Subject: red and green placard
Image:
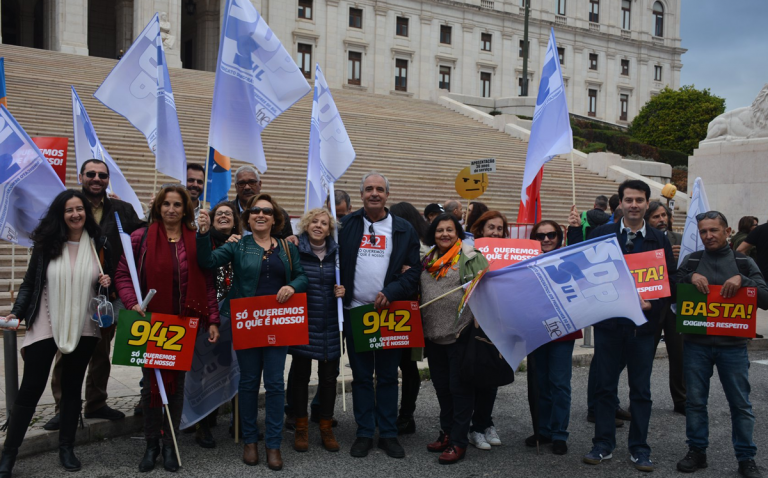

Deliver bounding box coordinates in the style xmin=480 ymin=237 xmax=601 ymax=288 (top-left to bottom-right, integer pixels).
xmin=112 ymin=310 xmax=199 ymax=371
xmin=229 ymin=293 xmax=309 ymax=350
xmin=624 ymin=249 xmax=671 ymax=300
xmin=350 ymin=301 xmax=425 ymax=353
xmin=676 ymin=284 xmax=757 ymax=338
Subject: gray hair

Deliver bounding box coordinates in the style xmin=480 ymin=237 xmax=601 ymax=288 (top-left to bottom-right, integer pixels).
xmin=444 ymin=200 xmax=461 ymax=214
xmin=335 ymin=189 xmax=351 ymax=209
xmin=234 ymin=165 xmax=261 ymax=181
xmin=359 ymin=171 xmax=390 ymax=194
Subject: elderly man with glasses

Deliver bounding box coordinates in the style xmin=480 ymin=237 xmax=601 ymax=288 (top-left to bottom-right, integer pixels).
xmin=225 ymin=165 xmax=293 ymax=238
xmin=675 ymin=211 xmax=768 ymax=478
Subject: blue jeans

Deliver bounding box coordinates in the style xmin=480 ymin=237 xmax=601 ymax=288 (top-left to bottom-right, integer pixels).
xmin=345 ymin=311 xmax=401 ymax=438
xmin=684 ymin=342 xmax=756 ymax=461
xmin=533 ymin=340 xmax=575 ymax=442
xmin=592 ymin=326 xmax=655 ymax=456
xmin=236 ymin=346 xmax=288 ymax=449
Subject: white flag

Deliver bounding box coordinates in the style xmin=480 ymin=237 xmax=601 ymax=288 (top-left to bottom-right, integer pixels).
xmin=94 ymin=13 xmax=187 ymax=182
xmin=678 ymin=177 xmax=710 ymax=267
xmin=72 ymin=87 xmax=145 ymax=219
xmin=305 ymin=64 xmax=355 ymax=212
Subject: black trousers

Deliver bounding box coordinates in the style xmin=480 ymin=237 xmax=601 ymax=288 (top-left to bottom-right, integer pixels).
xmin=6 ymin=336 xmax=98 ymax=448
xmin=290 ymin=356 xmax=340 ymax=420
xmin=399 ymin=348 xmax=421 ymax=418
xmin=425 ymin=339 xmax=474 ymax=449
xmin=654 ymin=307 xmax=686 ymax=407
xmin=141 ymin=368 xmax=185 ymax=446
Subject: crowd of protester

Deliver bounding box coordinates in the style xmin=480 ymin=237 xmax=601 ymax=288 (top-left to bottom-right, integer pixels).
xmin=1 ymin=163 xmax=767 ymax=478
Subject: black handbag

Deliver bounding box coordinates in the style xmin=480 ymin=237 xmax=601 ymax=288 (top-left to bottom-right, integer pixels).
xmin=458 ymin=322 xmax=515 ymax=388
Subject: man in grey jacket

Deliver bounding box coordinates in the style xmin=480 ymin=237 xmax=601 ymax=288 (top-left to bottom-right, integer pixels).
xmin=675 ymin=211 xmax=768 ymax=478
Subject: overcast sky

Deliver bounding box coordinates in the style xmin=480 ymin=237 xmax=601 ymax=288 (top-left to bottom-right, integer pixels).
xmin=680 ymin=0 xmax=768 ymax=111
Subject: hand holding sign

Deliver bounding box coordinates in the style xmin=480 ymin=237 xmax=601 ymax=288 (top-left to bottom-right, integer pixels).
xmin=677 ymin=284 xmax=757 ymax=338
xmin=113 ymin=310 xmax=198 ymax=371
xmin=625 ymin=250 xmax=671 ymax=300
xmin=230 ymin=293 xmax=309 ymax=350
xmin=351 ymin=301 xmax=425 ymax=353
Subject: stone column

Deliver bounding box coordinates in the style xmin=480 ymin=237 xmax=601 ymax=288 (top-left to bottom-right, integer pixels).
xmin=44 ymin=0 xmax=88 ymax=55
xmin=605 ymin=53 xmax=617 ymax=122
xmin=373 ymin=5 xmax=388 ymax=95
xmin=418 ymin=15 xmax=433 ymax=100
xmin=115 ymin=0 xmax=134 ymax=55
xmin=500 ymin=31 xmax=514 ymax=98
xmin=323 ymin=0 xmax=340 ymax=86
xmin=19 ymin=0 xmax=36 ymax=48
xmin=134 ymin=0 xmax=182 ymax=68
xmin=461 ymin=23 xmax=475 ymax=96
xmin=196 ymin=3 xmax=219 ymax=72
xmin=572 ymin=47 xmax=585 ymax=115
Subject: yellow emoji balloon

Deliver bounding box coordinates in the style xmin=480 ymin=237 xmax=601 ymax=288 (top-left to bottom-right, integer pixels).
xmin=454 ymin=167 xmax=488 ymax=200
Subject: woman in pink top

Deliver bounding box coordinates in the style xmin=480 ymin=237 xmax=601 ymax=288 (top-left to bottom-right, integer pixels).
xmin=1 ymin=190 xmax=112 ymax=476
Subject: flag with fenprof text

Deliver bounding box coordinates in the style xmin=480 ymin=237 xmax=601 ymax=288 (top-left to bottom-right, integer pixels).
xmin=209 ymin=0 xmax=311 ymax=173
xmin=94 ymin=13 xmax=187 ymax=182
xmin=0 ymin=105 xmax=65 ymax=246
xmin=305 ymin=64 xmax=355 ymax=212
xmin=467 ymin=235 xmax=646 ymax=370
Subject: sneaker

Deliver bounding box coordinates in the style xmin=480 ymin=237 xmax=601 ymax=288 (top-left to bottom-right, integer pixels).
xmin=84 ymin=406 xmax=126 ymax=420
xmin=739 ymin=459 xmax=762 ymax=478
xmin=525 ymin=434 xmax=552 ymax=447
xmin=43 ymin=414 xmax=61 ymax=431
xmin=350 ymin=437 xmax=373 ymax=458
xmin=484 ymin=426 xmax=502 ymax=446
xmin=583 ymin=447 xmax=613 ymax=465
xmin=469 ymin=431 xmax=491 ymax=450
xmin=678 ymin=449 xmax=708 ymax=472
xmin=552 ymin=440 xmax=568 ymax=455
xmin=630 ymin=453 xmax=654 ymax=472
xmin=378 ymin=437 xmax=405 ymax=459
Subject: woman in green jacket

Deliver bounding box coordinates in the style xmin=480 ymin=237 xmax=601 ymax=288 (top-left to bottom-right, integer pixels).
xmin=197 ymin=194 xmax=307 ymax=472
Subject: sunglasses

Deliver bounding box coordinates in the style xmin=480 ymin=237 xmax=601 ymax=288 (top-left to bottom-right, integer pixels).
xmin=236 ymin=179 xmax=260 ymax=188
xmin=534 ymin=232 xmax=558 ymax=241
xmin=85 ymin=171 xmax=109 ymax=180
xmin=249 ymin=207 xmax=274 ymax=216
xmin=696 ymin=211 xmax=727 ymax=226
xmin=369 ymin=223 xmax=376 ymax=244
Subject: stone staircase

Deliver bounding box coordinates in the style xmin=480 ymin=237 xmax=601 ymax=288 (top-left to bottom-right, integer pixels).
xmin=0 ymin=44 xmax=622 ymax=310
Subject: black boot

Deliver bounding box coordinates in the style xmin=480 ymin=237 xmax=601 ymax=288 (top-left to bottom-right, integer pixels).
xmin=59 ymin=445 xmax=81 ymax=472
xmin=195 ymin=419 xmax=215 ymax=449
xmin=138 ymin=439 xmax=160 ymax=472
xmin=0 ymin=448 xmax=18 ymax=478
xmin=162 ymin=444 xmax=179 ymax=472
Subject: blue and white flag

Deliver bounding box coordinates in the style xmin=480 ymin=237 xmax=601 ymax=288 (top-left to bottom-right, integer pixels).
xmin=0 ymin=105 xmax=65 ymax=246
xmin=305 ymin=64 xmax=355 ymax=212
xmin=210 ymin=0 xmax=311 ymax=173
xmin=180 ymin=314 xmax=240 ymax=430
xmin=94 ymin=13 xmax=186 ymax=182
xmin=468 ymin=235 xmax=646 ymax=370
xmin=72 ymin=87 xmax=145 ymax=219
xmin=115 ymin=213 xmax=143 ymax=303
xmin=520 ymin=28 xmax=572 ymax=204
xmin=678 ymin=177 xmax=710 ymax=267
xmin=204 ymin=146 xmax=232 ymax=207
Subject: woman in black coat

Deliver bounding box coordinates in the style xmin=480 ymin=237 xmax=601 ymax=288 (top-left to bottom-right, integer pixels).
xmin=288 ymin=208 xmax=344 ymax=453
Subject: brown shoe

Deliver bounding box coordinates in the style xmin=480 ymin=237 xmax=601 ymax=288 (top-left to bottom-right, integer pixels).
xmin=266 ymin=448 xmax=283 ymax=471
xmin=319 ymin=419 xmax=340 ymax=452
xmin=242 ymin=443 xmax=258 ymax=466
xmin=294 ymin=416 xmax=309 ymax=452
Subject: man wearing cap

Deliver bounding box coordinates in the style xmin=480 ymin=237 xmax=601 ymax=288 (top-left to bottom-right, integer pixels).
xmin=424 ymin=204 xmax=444 ymax=224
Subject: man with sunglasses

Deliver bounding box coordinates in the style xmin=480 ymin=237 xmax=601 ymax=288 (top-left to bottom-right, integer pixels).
xmin=337 ymin=171 xmax=421 ymax=460
xmin=43 ymin=159 xmax=145 ymax=431
xmin=576 ymin=180 xmax=676 ymax=472
xmin=226 ymin=165 xmax=293 ymax=238
xmin=675 ymin=211 xmax=767 ymax=478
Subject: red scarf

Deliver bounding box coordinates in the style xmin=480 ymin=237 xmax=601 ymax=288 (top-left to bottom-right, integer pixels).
xmin=144 ymin=222 xmax=209 ymax=406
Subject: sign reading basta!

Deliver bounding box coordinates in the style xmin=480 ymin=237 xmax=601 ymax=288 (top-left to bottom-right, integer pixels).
xmin=624 ymin=249 xmax=671 ymax=299
xmin=112 ymin=310 xmax=198 ymax=371
xmin=230 ymin=293 xmax=309 ymax=350
xmin=676 ymin=284 xmax=757 ymax=338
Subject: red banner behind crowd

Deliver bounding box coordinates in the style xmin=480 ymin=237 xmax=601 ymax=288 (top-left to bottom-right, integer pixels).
xmin=475 ymin=238 xmax=542 ymax=271
xmin=31 ymin=136 xmax=68 ymax=185
xmin=230 ymin=293 xmax=309 ymax=350
xmin=624 ymin=249 xmax=672 ymax=300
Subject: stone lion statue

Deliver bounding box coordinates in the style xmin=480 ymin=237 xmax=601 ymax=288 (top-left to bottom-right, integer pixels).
xmin=704 ymin=84 xmax=768 ymax=141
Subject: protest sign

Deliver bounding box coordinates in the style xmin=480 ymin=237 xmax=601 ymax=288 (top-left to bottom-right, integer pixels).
xmin=625 ymin=249 xmax=671 ymax=299
xmin=470 ymin=158 xmax=496 ymax=174
xmin=31 ymin=137 xmax=67 ymax=184
xmin=475 ymin=238 xmax=542 ymax=271
xmin=350 ymin=301 xmax=425 ymax=353
xmin=454 ymin=167 xmax=488 ymax=200
xmin=676 ymin=284 xmax=757 ymax=338
xmin=112 ymin=310 xmax=198 ymax=371
xmin=230 ymin=293 xmax=309 ymax=350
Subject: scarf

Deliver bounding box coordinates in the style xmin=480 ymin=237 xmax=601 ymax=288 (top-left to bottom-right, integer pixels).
xmin=144 ymin=222 xmax=209 ymax=406
xmin=47 ymin=231 xmax=95 ymax=354
xmin=423 ymin=239 xmax=462 ymax=280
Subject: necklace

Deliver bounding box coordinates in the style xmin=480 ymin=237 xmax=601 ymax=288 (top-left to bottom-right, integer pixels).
xmin=258 ymin=239 xmax=276 ymax=261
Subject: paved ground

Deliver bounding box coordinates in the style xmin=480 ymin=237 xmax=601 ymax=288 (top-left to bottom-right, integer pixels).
xmin=8 ymin=349 xmax=768 ymax=477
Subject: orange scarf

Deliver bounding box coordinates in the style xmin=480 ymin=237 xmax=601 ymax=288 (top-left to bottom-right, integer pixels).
xmin=424 ymin=240 xmax=462 ymax=280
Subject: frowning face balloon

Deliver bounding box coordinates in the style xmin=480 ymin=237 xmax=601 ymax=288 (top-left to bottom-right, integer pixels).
xmin=454 ymin=167 xmax=488 ymax=200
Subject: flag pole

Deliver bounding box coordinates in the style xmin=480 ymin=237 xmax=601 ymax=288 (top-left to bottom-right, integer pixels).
xmin=9 ymin=245 xmax=15 ymax=301
xmin=570 ymin=150 xmax=576 ymax=205
xmin=154 ymin=368 xmax=182 ymax=466
xmin=327 ymin=182 xmax=347 ymax=411
xmin=203 ymin=146 xmax=211 ymax=209
xmin=420 ymin=285 xmax=465 ymax=309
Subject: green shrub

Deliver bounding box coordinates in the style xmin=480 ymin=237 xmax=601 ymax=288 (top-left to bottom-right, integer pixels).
xmin=658 ymin=149 xmax=689 ymax=168
xmin=583 ymin=142 xmax=607 ymax=154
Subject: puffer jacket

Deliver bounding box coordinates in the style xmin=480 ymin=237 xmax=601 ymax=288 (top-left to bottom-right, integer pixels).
xmin=288 ymin=234 xmax=342 ymax=361
xmin=115 ymin=227 xmax=220 ymax=328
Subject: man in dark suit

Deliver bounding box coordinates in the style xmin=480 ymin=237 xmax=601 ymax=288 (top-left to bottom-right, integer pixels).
xmin=646 ymin=202 xmax=686 ymax=415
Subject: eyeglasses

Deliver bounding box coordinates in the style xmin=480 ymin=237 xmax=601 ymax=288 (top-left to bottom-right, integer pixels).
xmin=696 ymin=211 xmax=728 ymax=226
xmin=249 ymin=207 xmax=274 ymax=216
xmin=534 ymin=232 xmax=558 ymax=241
xmin=369 ymin=223 xmax=376 ymax=245
xmin=236 ymin=179 xmax=260 ymax=188
xmin=85 ymin=171 xmax=109 ymax=180
xmin=214 ymin=210 xmax=233 ymax=217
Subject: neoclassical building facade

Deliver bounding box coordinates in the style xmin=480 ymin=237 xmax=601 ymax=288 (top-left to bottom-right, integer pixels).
xmin=0 ymin=0 xmax=683 ymax=123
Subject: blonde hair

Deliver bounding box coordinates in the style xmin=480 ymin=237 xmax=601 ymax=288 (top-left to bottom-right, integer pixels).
xmin=298 ymin=208 xmax=336 ymax=236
